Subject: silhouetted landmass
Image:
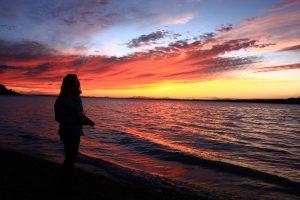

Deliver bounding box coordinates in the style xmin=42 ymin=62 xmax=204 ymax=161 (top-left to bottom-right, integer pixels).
xmin=0 ymin=84 xmax=21 ymax=95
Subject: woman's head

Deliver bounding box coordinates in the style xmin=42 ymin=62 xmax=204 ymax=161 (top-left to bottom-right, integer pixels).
xmin=60 ymin=74 xmax=81 ymax=98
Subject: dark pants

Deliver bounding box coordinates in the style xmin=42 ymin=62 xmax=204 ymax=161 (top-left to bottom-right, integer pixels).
xmin=59 ymin=133 xmax=80 ymax=192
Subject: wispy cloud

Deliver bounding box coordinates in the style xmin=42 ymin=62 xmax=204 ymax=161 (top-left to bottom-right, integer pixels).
xmin=162 ymin=12 xmax=197 ymax=25
xmin=0 ymin=0 xmax=200 ymax=51
xmin=127 ymin=30 xmax=169 ymax=48
xmin=0 ymin=40 xmax=58 ymax=62
xmin=255 ymin=63 xmax=300 ymax=72
xmin=221 ymin=8 xmax=300 ymax=48
xmin=279 ymin=44 xmax=300 ymax=51
xmin=267 ymin=0 xmax=300 ymax=11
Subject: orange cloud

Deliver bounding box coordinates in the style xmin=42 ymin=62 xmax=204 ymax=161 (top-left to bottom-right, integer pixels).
xmin=0 ymin=35 xmax=265 ymax=92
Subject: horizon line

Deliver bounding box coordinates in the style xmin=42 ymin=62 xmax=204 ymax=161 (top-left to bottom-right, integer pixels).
xmin=13 ymin=93 xmax=300 ymax=103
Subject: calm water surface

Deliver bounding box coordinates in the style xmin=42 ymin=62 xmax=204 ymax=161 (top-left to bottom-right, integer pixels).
xmin=0 ymin=96 xmax=299 ymax=198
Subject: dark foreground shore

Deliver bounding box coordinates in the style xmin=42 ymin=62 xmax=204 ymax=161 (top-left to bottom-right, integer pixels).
xmin=0 ymin=149 xmax=237 ymax=200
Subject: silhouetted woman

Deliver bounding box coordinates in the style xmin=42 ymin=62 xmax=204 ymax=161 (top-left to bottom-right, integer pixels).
xmin=54 ymin=74 xmax=95 ymax=194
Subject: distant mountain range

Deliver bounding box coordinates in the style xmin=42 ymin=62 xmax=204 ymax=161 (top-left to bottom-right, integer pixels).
xmin=73 ymin=96 xmax=299 ymax=104
xmin=0 ymin=84 xmax=21 ymax=95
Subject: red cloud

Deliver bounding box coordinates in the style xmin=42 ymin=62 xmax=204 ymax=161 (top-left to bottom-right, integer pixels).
xmin=0 ymin=34 xmax=262 ymax=91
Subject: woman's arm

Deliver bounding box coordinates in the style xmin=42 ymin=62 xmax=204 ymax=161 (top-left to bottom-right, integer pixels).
xmin=82 ymin=115 xmax=95 ymax=127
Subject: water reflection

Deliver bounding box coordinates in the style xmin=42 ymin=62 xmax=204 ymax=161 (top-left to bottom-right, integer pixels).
xmin=0 ymin=96 xmax=300 ymax=187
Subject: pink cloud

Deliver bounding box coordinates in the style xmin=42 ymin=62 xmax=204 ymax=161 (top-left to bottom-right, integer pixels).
xmin=255 ymin=63 xmax=300 ymax=72
xmin=279 ymin=44 xmax=300 ymax=51
xmin=267 ymin=0 xmax=300 ymax=11
xmin=219 ymin=9 xmax=300 ymax=51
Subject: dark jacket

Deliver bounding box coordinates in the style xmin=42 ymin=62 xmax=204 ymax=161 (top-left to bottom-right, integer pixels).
xmin=54 ymin=96 xmax=84 ymax=136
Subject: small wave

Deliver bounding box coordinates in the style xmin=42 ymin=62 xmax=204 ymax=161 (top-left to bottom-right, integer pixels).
xmin=78 ymin=149 xmax=300 ymax=197
xmin=76 ymin=152 xmax=214 ymax=199
xmin=107 ymin=130 xmax=300 ymax=192
xmin=149 ymin=148 xmax=300 ymax=189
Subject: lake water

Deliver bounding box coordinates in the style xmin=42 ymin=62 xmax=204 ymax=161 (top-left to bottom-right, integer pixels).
xmin=0 ymin=95 xmax=299 ymax=199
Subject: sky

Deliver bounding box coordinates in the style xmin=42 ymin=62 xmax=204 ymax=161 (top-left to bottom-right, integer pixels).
xmin=0 ymin=0 xmax=300 ymax=99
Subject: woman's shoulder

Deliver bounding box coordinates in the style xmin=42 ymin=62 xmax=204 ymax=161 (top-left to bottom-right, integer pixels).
xmin=55 ymin=95 xmax=81 ymax=105
xmin=54 ymin=95 xmax=64 ymax=107
xmin=55 ymin=95 xmax=70 ymax=105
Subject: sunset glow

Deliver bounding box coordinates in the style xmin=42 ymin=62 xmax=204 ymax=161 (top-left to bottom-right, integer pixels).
xmin=0 ymin=0 xmax=300 ymax=98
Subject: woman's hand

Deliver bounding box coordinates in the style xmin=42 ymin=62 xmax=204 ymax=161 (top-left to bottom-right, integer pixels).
xmin=82 ymin=115 xmax=95 ymax=127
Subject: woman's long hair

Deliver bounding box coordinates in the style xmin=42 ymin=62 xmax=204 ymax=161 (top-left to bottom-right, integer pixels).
xmin=60 ymin=74 xmax=82 ymax=98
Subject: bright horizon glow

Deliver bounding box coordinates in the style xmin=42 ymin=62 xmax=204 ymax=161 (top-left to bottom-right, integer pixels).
xmin=0 ymin=0 xmax=300 ymax=99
